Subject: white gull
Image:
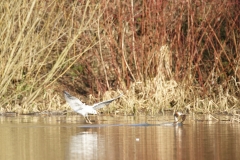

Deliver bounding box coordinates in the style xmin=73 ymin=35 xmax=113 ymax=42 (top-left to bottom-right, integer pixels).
xmin=63 ymin=91 xmax=122 ymax=123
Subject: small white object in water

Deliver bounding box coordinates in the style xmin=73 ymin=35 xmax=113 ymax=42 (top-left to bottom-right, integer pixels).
xmin=136 ymin=138 xmax=140 ymax=141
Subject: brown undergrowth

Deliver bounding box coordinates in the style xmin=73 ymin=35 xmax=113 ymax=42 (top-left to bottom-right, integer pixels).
xmin=0 ymin=0 xmax=240 ymax=121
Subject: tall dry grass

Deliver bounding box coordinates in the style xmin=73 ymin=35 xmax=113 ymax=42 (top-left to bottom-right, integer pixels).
xmin=0 ymin=0 xmax=101 ymax=113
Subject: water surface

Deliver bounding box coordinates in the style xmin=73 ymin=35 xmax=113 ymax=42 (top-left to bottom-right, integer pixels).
xmin=0 ymin=115 xmax=239 ymax=160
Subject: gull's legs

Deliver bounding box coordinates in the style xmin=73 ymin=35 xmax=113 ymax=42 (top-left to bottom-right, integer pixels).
xmin=85 ymin=116 xmax=92 ymax=124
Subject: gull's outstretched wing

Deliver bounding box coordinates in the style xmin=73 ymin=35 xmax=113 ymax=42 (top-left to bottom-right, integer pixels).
xmin=92 ymin=94 xmax=123 ymax=110
xmin=63 ymin=91 xmax=88 ymax=112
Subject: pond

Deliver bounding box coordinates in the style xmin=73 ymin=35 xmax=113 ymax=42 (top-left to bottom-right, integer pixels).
xmin=0 ymin=114 xmax=239 ymax=160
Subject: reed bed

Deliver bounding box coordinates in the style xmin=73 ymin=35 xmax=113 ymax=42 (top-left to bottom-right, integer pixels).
xmin=0 ymin=0 xmax=239 ymax=119
xmin=0 ymin=0 xmax=100 ymax=113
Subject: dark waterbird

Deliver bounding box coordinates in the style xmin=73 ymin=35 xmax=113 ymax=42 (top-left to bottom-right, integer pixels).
xmin=129 ymin=112 xmax=187 ymax=127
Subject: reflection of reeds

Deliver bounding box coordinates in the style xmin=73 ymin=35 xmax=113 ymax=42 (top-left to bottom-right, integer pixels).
xmin=231 ymin=115 xmax=240 ymax=123
xmin=0 ymin=0 xmax=239 ymax=116
xmin=231 ymin=110 xmax=240 ymax=123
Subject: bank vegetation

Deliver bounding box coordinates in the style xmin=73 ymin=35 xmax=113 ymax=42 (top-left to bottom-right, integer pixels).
xmin=0 ymin=0 xmax=239 ymax=119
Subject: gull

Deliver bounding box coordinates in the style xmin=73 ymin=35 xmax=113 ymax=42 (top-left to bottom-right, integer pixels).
xmin=63 ymin=91 xmax=122 ymax=124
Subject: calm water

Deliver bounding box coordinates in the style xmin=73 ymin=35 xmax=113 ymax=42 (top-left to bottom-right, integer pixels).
xmin=0 ymin=115 xmax=239 ymax=160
